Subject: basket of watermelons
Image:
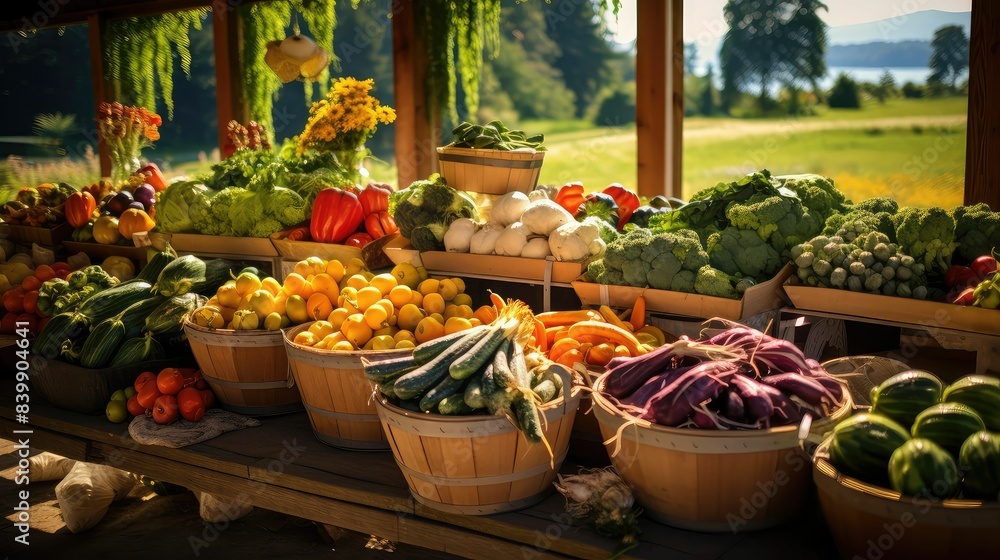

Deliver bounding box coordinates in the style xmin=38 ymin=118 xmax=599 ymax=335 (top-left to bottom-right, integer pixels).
xmin=813 ymin=369 xmax=1000 ymax=559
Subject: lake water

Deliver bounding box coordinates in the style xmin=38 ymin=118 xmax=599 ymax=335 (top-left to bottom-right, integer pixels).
xmin=695 ymin=65 xmax=966 ymax=92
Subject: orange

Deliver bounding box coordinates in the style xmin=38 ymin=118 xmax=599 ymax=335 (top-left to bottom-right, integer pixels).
xmin=396 ymin=303 xmax=425 ymax=332
xmin=444 ymin=316 xmax=473 ymax=335
xmin=282 ymin=273 xmax=307 ymax=296
xmin=422 ymin=292 xmax=445 ymax=315
xmin=414 ymin=316 xmax=445 ymax=344
xmin=310 ymin=273 xmax=340 ymax=301
xmin=417 ymin=278 xmax=439 ymax=296
xmin=356 ymin=286 xmax=383 ymax=312
xmin=388 ymin=285 xmax=413 ymax=309
xmin=326 ymin=259 xmax=346 ymax=283
xmin=306 ymin=293 xmax=334 ymax=321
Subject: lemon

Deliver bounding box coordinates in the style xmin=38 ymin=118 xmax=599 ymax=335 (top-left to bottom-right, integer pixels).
xmin=417 ymin=278 xmax=440 ymax=296
xmin=369 ymin=273 xmax=398 ymax=296
xmin=106 ymin=400 xmax=129 ymax=423
xmin=390 ymin=262 xmax=421 ymax=289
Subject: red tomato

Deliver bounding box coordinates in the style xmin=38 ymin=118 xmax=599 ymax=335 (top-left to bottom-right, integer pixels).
xmin=20 ymin=275 xmax=41 ymax=292
xmin=152 ymin=394 xmax=180 ymax=425
xmin=971 ymin=255 xmax=998 ymax=280
xmin=127 ymin=395 xmax=146 ymax=417
xmin=55 ymin=269 xmax=70 ymax=280
xmin=134 ymin=371 xmax=156 ymax=392
xmin=3 ymin=288 xmax=25 ymax=314
xmin=199 ymin=389 xmax=216 ymax=409
xmin=22 ymin=291 xmax=40 ymax=316
xmin=180 ymin=369 xmax=203 ymax=389
xmin=51 ymin=261 xmax=71 ymax=273
xmin=136 ymin=383 xmax=162 ymax=410
xmin=177 ymin=387 xmax=206 ymax=422
xmin=16 ymin=314 xmax=37 ymax=334
xmin=34 ymin=265 xmax=56 ymax=282
xmin=157 ymin=368 xmax=185 ymax=396
xmin=0 ymin=313 xmax=17 ymax=334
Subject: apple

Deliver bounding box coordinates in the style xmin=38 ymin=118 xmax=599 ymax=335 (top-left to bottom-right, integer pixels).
xmin=106 ymin=400 xmax=129 ymax=423
xmin=110 ymin=389 xmax=127 ymax=402
xmin=136 ymin=383 xmax=162 ymax=410
xmin=199 ymin=389 xmax=216 ymax=409
xmin=152 ymin=395 xmax=179 ymax=425
xmin=124 ymin=386 xmax=137 ymax=400
xmin=157 ymin=368 xmax=185 ymax=396
xmin=126 ymin=395 xmax=146 ymax=417
xmin=177 ymin=388 xmax=206 ymax=422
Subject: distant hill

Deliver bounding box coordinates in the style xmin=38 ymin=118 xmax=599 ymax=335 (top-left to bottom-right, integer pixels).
xmin=827 ymin=40 xmax=931 ymax=68
xmin=828 ymin=10 xmax=971 ymax=45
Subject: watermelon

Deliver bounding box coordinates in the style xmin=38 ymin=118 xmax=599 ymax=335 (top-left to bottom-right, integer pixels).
xmin=943 ymin=375 xmax=1000 ymax=431
xmin=911 ymin=403 xmax=986 ymax=456
xmin=889 ymin=438 xmax=961 ymax=499
xmin=829 ymin=413 xmax=911 ymax=486
xmin=870 ymin=370 xmax=943 ymax=428
xmin=959 ymin=431 xmax=1000 ymax=501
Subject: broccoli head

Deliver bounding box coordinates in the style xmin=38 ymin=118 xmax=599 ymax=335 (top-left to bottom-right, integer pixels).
xmin=853 ymin=197 xmax=899 ymax=215
xmin=602 ymin=228 xmax=651 ymax=270
xmin=586 ymin=259 xmax=625 ymax=285
xmin=642 ymin=230 xmax=709 ymax=290
xmin=249 ymin=217 xmax=283 ymax=239
xmin=824 ymin=209 xmax=897 ymax=243
xmin=706 ymin=227 xmax=783 ymax=282
xmin=775 ymin=173 xmax=849 ymax=224
xmin=391 ymin=174 xmax=480 ymax=241
xmin=581 ymin=215 xmax=620 ymax=245
xmin=694 ymin=265 xmax=740 ymax=299
xmin=725 ymin=192 xmax=823 ymax=257
xmin=950 ymin=203 xmax=1000 ymax=263
xmin=891 ymin=206 xmax=957 ymax=276
xmin=408 ymin=223 xmax=449 ymax=252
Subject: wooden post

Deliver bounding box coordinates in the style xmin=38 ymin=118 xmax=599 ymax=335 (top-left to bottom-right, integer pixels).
xmin=965 ymin=0 xmax=999 ymax=210
xmin=87 ymin=13 xmax=111 ymax=179
xmin=213 ymin=4 xmax=246 ymax=153
xmin=391 ymin=0 xmax=437 ymax=188
xmin=635 ymin=0 xmax=682 ymax=199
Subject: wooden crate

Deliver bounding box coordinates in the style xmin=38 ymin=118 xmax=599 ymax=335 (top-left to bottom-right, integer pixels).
xmin=61 ymin=241 xmax=152 ymax=268
xmin=0 ymin=222 xmax=73 ymax=246
xmin=165 ymin=233 xmax=280 ymax=257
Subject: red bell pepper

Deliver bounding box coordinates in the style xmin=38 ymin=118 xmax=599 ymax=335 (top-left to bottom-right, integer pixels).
xmin=364 ymin=211 xmax=398 ymax=239
xmin=554 ymin=182 xmax=586 ymax=216
xmin=602 ymin=183 xmax=640 ymax=215
xmin=138 ymin=162 xmax=168 ymax=192
xmin=310 ymin=188 xmax=364 ymax=244
xmin=344 ymin=232 xmax=373 ymax=248
xmin=358 ymin=182 xmax=392 ymax=216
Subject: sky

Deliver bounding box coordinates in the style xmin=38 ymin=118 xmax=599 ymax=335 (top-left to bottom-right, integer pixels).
xmin=606 ymin=0 xmax=972 ymax=44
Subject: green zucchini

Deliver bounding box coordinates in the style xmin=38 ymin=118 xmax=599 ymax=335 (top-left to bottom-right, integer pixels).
xmin=438 ymin=394 xmax=474 ymax=415
xmin=492 ymin=338 xmax=515 ymax=389
xmin=135 ymin=245 xmax=176 ymax=283
xmin=532 ymin=380 xmax=557 ymax=404
xmin=509 ymin=341 xmax=531 ymax=388
xmin=77 ymin=281 xmax=153 ymax=323
xmin=393 ymin=327 xmax=491 ymax=400
xmin=153 ymin=255 xmax=206 ymax=297
xmin=412 ymin=325 xmax=488 ymax=365
xmin=378 ymin=379 xmax=398 ymax=400
xmin=449 ymin=324 xmax=508 ymax=380
xmin=512 ymin=392 xmax=543 ymax=443
xmin=79 ymin=313 xmax=128 ymax=368
xmin=143 ymin=292 xmax=206 ymax=335
xmin=363 ymin=354 xmax=419 ymax=382
xmin=463 ymin=368 xmax=487 ymax=410
xmin=486 ymin=387 xmax=514 ymax=415
xmin=121 ymin=295 xmax=169 ymax=338
xmin=419 ymin=374 xmax=468 ymax=412
xmin=34 ymin=312 xmax=89 ymax=359
xmin=109 ymin=331 xmax=165 ymax=367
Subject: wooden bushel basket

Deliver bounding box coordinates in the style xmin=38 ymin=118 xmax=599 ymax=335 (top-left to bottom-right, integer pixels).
xmin=436 ymin=146 xmax=545 ymax=195
xmin=813 ymin=436 xmax=1000 ymax=559
xmin=591 ymin=372 xmax=853 ymax=532
xmin=283 ymin=322 xmax=410 ymax=450
xmin=183 ymin=320 xmax=302 ymax=416
xmin=375 ymin=368 xmax=580 ymax=515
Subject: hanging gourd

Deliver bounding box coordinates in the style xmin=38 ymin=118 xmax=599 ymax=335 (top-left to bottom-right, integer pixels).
xmin=263 ymin=19 xmax=330 ymax=84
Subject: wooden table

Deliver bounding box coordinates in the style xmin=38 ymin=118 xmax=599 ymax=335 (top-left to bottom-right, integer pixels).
xmin=0 ymin=387 xmax=838 ymax=559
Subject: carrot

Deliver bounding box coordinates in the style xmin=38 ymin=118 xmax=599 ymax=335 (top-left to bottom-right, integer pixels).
xmin=532 ymin=318 xmax=547 ymax=352
xmin=534 ymin=309 xmax=604 ymax=328
xmin=489 ymin=292 xmax=505 ymax=312
xmin=567 ymin=320 xmax=645 ymax=357
xmin=599 ymin=305 xmax=633 ymax=332
xmin=629 ymin=295 xmax=646 ymax=332
xmin=548 ymin=338 xmax=581 ymax=363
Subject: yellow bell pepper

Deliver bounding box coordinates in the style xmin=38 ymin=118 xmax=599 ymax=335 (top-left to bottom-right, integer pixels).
xmin=93 ymin=215 xmax=122 ymax=245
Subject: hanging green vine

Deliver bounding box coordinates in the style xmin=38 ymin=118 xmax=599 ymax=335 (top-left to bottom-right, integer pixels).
xmin=103 ymin=9 xmax=207 ymax=120
xmin=240 ymin=0 xmax=337 ymax=142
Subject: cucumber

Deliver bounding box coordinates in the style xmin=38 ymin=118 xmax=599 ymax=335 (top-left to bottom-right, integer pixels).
xmin=77 ymin=281 xmax=153 ymax=323
xmin=943 ymin=375 xmax=1000 ymax=431
xmin=393 ymin=327 xmax=491 ymax=400
xmin=34 ymin=312 xmax=89 ymax=359
xmin=486 ymin=387 xmax=514 ymax=415
xmin=135 ymin=246 xmax=176 ymax=283
xmin=889 ymin=438 xmax=961 ymax=499
xmin=412 ymin=325 xmax=488 ymax=365
xmin=419 ymin=374 xmax=468 ymax=412
xmin=510 ymin=341 xmax=531 ymax=388
xmin=438 ymin=394 xmax=474 ymax=415
xmin=871 ymin=370 xmax=943 ymax=427
xmin=121 ymin=295 xmax=169 ymax=338
xmin=463 ymin=369 xmax=487 ymax=410
xmin=363 ymin=354 xmax=419 ymax=382
xmin=492 ymin=339 xmax=515 ymax=389
xmin=532 ymin=380 xmax=557 ymax=404
xmin=829 ymin=413 xmax=911 ymax=487
xmin=512 ymin=392 xmax=543 ymax=443
xmin=911 ymin=402 xmax=986 ymax=456
xmin=449 ymin=324 xmax=508 ymax=380
xmin=378 ymin=378 xmax=398 ymax=400
xmin=397 ymin=399 xmax=422 ymax=412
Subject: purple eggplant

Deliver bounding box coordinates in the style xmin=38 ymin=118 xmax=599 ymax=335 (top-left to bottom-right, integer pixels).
xmin=132 ymin=183 xmax=156 ymax=210
xmin=618 ymin=365 xmax=696 ymax=420
xmin=104 ymin=190 xmax=134 ymax=217
xmin=604 ymin=344 xmax=678 ymax=398
xmin=649 ymin=361 xmax=737 ymax=427
xmin=760 ymin=373 xmax=838 ymax=409
xmin=723 ymin=389 xmax=745 ymax=422
xmin=127 ymin=200 xmax=145 ymax=211
xmin=728 ymin=374 xmax=774 ymax=424
xmin=691 ymin=409 xmax=716 ymax=429
xmin=811 ymin=375 xmax=845 ymax=402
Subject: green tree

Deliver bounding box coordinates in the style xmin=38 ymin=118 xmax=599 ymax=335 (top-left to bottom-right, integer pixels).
xmin=928 ymin=24 xmax=969 ymax=90
xmin=545 ymin=0 xmax=617 ymax=117
xmin=720 ymin=0 xmax=829 ymax=111
xmin=871 ymin=69 xmax=895 ymax=104
xmin=827 ymin=73 xmax=861 ymax=109
xmin=684 ymin=42 xmax=698 ymax=75
xmin=697 ymin=65 xmax=717 ymax=116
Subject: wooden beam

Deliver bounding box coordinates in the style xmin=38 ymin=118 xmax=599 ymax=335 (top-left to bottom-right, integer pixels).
xmin=392 ymin=0 xmax=437 ymax=188
xmin=635 ymin=0 xmax=682 ymax=199
xmin=965 ymin=0 xmax=1000 ymax=210
xmin=212 ymin=4 xmax=246 ymax=153
xmin=87 ymin=13 xmax=112 ymax=179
